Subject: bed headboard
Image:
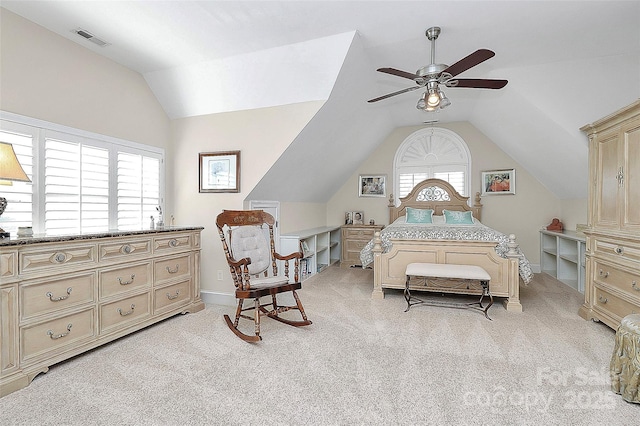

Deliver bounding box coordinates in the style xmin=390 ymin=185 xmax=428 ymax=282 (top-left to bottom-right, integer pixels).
xmin=388 ymin=178 xmax=482 ymax=222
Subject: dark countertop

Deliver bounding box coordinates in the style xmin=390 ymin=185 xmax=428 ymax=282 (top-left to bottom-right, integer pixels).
xmin=0 ymin=226 xmax=205 ymax=247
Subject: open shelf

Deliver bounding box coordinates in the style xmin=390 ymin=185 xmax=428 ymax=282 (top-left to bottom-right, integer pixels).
xmin=539 ymin=230 xmax=586 ymax=293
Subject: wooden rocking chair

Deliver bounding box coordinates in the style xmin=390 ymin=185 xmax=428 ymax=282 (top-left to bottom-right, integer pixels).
xmin=216 ymin=210 xmax=312 ymax=341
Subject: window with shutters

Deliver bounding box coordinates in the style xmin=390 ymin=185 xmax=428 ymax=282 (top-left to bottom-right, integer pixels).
xmin=0 ymin=112 xmax=163 ymax=236
xmin=394 ymin=127 xmax=470 ymax=202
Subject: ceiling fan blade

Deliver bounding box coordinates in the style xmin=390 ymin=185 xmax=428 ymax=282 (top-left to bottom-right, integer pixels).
xmin=442 ymin=49 xmax=495 ymax=78
xmin=377 ymin=67 xmax=420 ymax=81
xmin=447 ymin=78 xmax=508 ymax=89
xmin=368 ymin=86 xmax=420 ymax=103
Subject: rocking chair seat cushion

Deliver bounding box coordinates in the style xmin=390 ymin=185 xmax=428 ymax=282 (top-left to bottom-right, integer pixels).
xmin=249 ymin=276 xmax=291 ymax=289
xmin=229 ymin=225 xmax=270 ymax=275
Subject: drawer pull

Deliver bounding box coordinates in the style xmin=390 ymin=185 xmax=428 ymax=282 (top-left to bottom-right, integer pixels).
xmin=598 ymin=296 xmax=608 ymax=304
xmin=166 ymin=290 xmax=180 ymax=300
xmin=166 ymin=264 xmax=179 ymax=274
xmin=117 ymin=304 xmax=136 ymax=316
xmin=633 ymin=281 xmax=639 ymax=291
xmin=122 ymin=245 xmax=133 ymax=254
xmin=46 ymin=287 xmax=72 ymax=302
xmin=53 ymin=253 xmax=67 ymax=263
xmin=47 ymin=324 xmax=72 ymax=340
xmin=615 ymin=246 xmax=624 ymax=255
xmin=599 ymin=269 xmax=609 ymax=278
xmin=118 ymin=274 xmax=136 ymax=285
xmin=169 ymin=239 xmax=178 ymax=248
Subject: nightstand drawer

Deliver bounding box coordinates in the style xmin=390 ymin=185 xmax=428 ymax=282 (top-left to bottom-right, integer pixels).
xmin=21 ymin=272 xmax=95 ymax=320
xmin=345 ymin=239 xmax=371 ymax=253
xmin=99 ymin=262 xmax=152 ymax=299
xmin=593 ymin=260 xmax=640 ymax=296
xmin=343 ymin=228 xmax=376 ymax=240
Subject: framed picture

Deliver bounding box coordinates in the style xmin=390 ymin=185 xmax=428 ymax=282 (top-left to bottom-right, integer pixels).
xmin=352 ymin=211 xmax=364 ymax=225
xmin=199 ymin=151 xmax=240 ymax=193
xmin=481 ymin=169 xmax=516 ymax=195
xmin=359 ymin=174 xmax=386 ymax=197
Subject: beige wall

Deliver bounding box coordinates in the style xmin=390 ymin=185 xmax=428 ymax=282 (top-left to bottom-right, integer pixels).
xmin=327 ymin=122 xmax=570 ymax=265
xmin=170 ymin=102 xmax=323 ymax=296
xmin=0 ymin=9 xmax=174 ymax=210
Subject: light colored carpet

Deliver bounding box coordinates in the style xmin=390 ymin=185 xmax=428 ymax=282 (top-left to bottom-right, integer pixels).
xmin=0 ymin=266 xmax=637 ymax=425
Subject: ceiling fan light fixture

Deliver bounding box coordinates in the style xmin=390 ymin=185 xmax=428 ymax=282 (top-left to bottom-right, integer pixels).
xmin=416 ymin=96 xmax=426 ymax=110
xmin=438 ymin=89 xmax=451 ymax=109
xmin=427 ymin=90 xmax=440 ymax=107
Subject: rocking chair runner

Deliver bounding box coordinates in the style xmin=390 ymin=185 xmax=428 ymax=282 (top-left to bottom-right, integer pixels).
xmin=216 ymin=210 xmax=312 ymax=341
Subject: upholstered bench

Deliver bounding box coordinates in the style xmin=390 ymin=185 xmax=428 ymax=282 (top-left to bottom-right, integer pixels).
xmin=404 ymin=263 xmax=493 ymax=319
xmin=610 ymin=313 xmax=640 ymax=404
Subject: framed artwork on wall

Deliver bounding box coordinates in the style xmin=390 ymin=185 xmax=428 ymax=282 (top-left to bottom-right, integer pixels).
xmin=359 ymin=174 xmax=386 ymax=197
xmin=481 ymin=169 xmax=515 ymax=195
xmin=199 ymin=151 xmax=240 ymax=193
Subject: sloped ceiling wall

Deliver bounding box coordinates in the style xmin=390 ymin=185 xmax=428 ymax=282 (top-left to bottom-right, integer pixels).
xmin=2 ymin=1 xmax=640 ymax=203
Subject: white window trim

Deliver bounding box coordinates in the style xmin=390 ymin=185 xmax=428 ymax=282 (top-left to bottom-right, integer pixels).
xmin=393 ymin=127 xmax=471 ymax=204
xmin=0 ymin=110 xmax=165 ymax=233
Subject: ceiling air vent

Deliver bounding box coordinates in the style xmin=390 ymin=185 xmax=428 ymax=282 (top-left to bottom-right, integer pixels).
xmin=72 ymin=28 xmax=110 ymax=47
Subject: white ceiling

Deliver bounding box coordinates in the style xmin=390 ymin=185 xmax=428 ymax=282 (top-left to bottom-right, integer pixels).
xmin=3 ymin=1 xmax=640 ymax=201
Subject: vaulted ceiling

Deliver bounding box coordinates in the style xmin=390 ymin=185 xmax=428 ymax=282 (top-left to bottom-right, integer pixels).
xmin=3 ymin=1 xmax=639 ymax=201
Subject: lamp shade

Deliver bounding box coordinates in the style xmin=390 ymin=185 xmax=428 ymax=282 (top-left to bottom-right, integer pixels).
xmin=0 ymin=142 xmax=31 ymax=182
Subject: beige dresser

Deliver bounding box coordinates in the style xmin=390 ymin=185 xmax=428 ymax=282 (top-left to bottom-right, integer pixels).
xmin=341 ymin=225 xmax=384 ymax=267
xmin=0 ymin=227 xmax=204 ymax=397
xmin=579 ymin=100 xmax=640 ymax=329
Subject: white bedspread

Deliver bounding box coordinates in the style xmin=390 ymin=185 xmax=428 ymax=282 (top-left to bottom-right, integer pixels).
xmin=359 ymin=218 xmax=534 ymax=284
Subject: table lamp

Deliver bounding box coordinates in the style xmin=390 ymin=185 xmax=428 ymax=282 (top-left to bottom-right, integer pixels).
xmin=0 ymin=142 xmax=31 ymax=238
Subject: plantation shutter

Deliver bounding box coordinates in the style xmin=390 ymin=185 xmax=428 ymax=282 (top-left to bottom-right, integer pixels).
xmin=117 ymin=152 xmax=160 ymax=230
xmin=44 ymin=134 xmax=109 ymax=235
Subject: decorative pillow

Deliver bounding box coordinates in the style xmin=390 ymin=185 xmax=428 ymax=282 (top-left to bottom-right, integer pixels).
xmin=443 ymin=209 xmax=474 ymax=224
xmin=406 ymin=207 xmax=434 ymax=224
xmin=229 ymin=226 xmax=270 ymax=275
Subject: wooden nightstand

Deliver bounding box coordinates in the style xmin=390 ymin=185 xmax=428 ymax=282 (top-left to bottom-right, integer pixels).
xmin=341 ymin=224 xmax=384 ymax=267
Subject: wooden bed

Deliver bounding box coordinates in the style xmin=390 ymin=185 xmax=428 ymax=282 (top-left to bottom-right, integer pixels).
xmin=369 ymin=178 xmax=523 ymax=312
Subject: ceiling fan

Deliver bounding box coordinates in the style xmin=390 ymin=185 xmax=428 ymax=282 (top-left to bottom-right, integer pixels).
xmin=368 ymin=26 xmax=508 ymax=111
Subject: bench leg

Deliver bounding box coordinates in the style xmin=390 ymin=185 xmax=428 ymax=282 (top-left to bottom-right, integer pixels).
xmin=480 ymin=280 xmax=493 ymax=320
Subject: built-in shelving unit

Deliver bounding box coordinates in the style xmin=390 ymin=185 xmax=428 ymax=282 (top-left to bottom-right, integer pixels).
xmin=540 ymin=229 xmax=586 ymax=293
xmin=280 ymin=226 xmax=341 ymax=280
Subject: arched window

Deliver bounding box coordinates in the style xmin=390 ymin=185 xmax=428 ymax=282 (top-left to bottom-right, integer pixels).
xmin=394 ymin=127 xmax=471 ymax=201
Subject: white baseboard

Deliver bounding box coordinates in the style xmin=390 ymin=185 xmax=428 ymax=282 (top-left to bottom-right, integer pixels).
xmin=200 ymin=290 xmax=236 ymax=307
xmin=530 ymin=263 xmax=541 ymax=273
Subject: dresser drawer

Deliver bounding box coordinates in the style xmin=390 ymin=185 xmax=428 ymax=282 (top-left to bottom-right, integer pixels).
xmin=99 ymin=262 xmax=152 ymax=299
xmin=593 ymin=260 xmax=640 ymax=296
xmin=98 ymin=238 xmax=152 ymax=262
xmin=154 ymin=233 xmax=193 ymax=253
xmin=343 ymin=228 xmax=376 ymax=240
xmin=21 ymin=272 xmax=95 ymax=320
xmin=154 ymin=254 xmax=191 ymax=284
xmin=19 ymin=244 xmax=97 ymax=275
xmin=99 ymin=292 xmax=151 ymax=334
xmin=594 ymin=287 xmax=640 ymax=321
xmin=21 ymin=308 xmax=95 ymax=362
xmin=154 ymin=279 xmax=191 ymax=314
xmin=593 ymin=238 xmax=640 ymax=264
